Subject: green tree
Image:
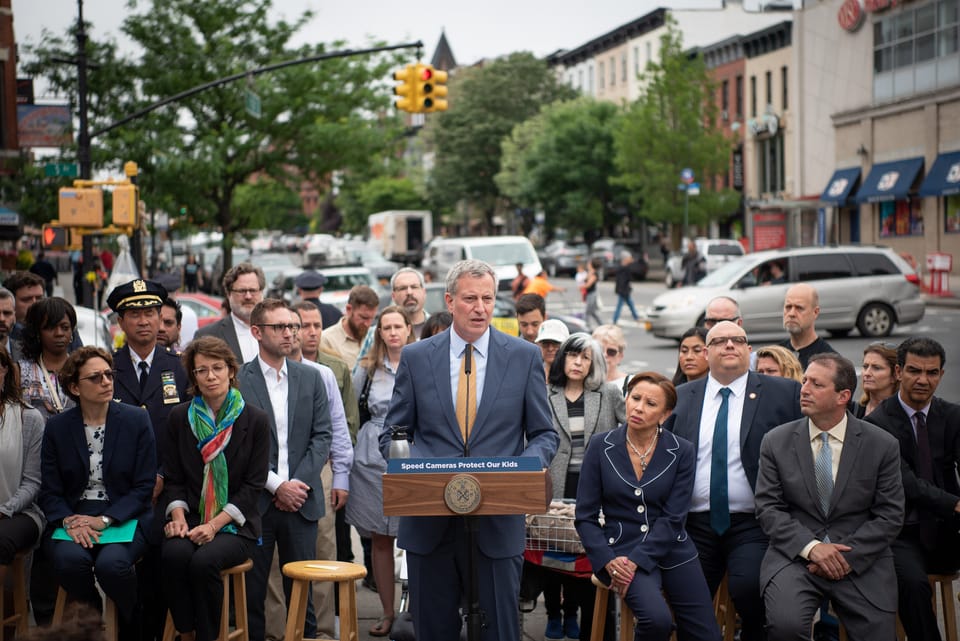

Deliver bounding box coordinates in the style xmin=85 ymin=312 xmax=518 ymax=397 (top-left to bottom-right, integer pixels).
xmin=497 ymin=97 xmax=625 ymax=238
xmin=22 ymin=0 xmax=404 ymax=271
xmin=427 ymin=52 xmax=576 ymax=231
xmin=613 ymin=18 xmax=738 ymax=232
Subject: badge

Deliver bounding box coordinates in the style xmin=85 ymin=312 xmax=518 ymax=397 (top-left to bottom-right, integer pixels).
xmin=161 ymin=371 xmax=180 ymax=405
xmin=443 ymin=474 xmax=482 ymax=515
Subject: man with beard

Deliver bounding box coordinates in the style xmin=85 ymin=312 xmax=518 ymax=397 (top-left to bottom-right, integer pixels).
xmin=0 ymin=287 xmax=16 ymax=356
xmin=319 ymin=285 xmax=379 ymax=369
xmin=295 ymin=270 xmax=342 ymax=329
xmin=353 ymin=268 xmax=431 ymax=369
xmin=196 ymin=263 xmax=265 ymax=363
xmin=778 ymin=284 xmax=834 ymax=370
xmin=239 ymin=298 xmax=332 ymax=641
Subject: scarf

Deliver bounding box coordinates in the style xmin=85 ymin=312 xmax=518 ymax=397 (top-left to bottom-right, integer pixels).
xmin=187 ymin=387 xmax=244 ymax=534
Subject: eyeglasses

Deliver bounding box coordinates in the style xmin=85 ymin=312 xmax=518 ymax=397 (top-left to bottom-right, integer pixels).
xmin=707 ymin=336 xmax=749 ymax=348
xmin=257 ymin=323 xmax=301 ymax=333
xmin=230 ymin=288 xmax=261 ymax=297
xmin=605 ymin=348 xmax=621 ymax=358
xmin=392 ymin=284 xmax=423 ymax=292
xmin=79 ymin=370 xmax=115 ymax=384
xmin=703 ymin=316 xmax=740 ymax=326
xmin=193 ymin=363 xmax=229 ymax=378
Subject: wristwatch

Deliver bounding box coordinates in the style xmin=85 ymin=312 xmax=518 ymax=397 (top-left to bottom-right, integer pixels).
xmin=101 ymin=516 xmax=113 ymax=528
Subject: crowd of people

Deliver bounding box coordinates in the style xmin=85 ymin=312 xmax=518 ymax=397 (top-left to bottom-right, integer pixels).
xmin=0 ymin=257 xmax=956 ymax=641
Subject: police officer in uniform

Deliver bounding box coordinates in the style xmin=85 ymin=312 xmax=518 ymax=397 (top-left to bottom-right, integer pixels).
xmin=107 ymin=278 xmax=192 ymax=641
xmin=295 ymin=270 xmax=343 ymax=329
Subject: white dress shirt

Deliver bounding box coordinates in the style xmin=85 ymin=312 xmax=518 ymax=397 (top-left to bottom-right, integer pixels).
xmin=129 ymin=345 xmax=156 ymax=376
xmin=259 ymin=356 xmax=291 ymax=494
xmin=691 ymin=372 xmax=754 ymax=514
xmin=449 ymin=327 xmax=490 ymax=411
xmin=297 ymin=357 xmax=354 ymax=491
xmin=232 ymin=313 xmax=259 ymax=364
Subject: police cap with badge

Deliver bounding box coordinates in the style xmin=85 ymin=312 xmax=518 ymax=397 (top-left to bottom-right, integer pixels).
xmin=295 ymin=270 xmax=326 ymax=291
xmin=107 ymin=278 xmax=168 ymax=314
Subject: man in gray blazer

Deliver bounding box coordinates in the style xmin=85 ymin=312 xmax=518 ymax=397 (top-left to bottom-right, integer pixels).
xmin=238 ymin=298 xmax=333 ymax=641
xmin=755 ymin=353 xmax=904 ymax=640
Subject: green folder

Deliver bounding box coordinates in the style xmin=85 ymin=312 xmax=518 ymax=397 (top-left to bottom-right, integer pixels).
xmin=52 ymin=519 xmax=138 ymax=544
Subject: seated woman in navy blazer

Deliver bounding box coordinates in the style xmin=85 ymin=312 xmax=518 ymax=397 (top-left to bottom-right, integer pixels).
xmin=160 ymin=336 xmax=270 ymax=641
xmin=39 ymin=346 xmax=156 ymax=627
xmin=575 ymin=372 xmax=720 ymax=641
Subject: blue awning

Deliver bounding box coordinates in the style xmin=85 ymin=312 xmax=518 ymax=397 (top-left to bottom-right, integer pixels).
xmin=855 ymin=157 xmax=924 ymax=203
xmin=820 ymin=167 xmax=861 ymax=205
xmin=918 ymin=150 xmax=960 ymax=197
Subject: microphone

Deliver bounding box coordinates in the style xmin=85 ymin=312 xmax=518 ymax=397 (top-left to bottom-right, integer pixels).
xmin=464 ymin=344 xmax=472 ymax=375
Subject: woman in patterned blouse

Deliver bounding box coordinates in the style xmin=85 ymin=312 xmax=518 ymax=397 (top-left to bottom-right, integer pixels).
xmin=38 ymin=346 xmax=156 ymax=634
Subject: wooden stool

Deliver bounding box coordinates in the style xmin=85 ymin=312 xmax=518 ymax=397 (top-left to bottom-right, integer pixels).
xmin=0 ymin=553 xmax=29 ymax=641
xmin=161 ymin=558 xmax=254 ymax=641
xmin=52 ymin=586 xmax=118 ymax=641
xmin=713 ymin=574 xmax=736 ymax=641
xmin=589 ymin=574 xmax=635 ymax=641
xmin=282 ymin=560 xmax=366 ymax=641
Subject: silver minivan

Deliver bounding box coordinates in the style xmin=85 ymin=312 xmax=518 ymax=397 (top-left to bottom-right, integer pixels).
xmin=646 ymin=245 xmax=924 ymax=339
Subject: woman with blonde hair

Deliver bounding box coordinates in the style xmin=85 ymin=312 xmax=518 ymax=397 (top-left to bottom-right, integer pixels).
xmin=755 ymin=344 xmax=804 ymax=382
xmin=592 ymin=324 xmax=628 ymax=391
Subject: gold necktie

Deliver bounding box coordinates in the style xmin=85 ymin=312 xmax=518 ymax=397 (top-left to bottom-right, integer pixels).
xmin=456 ymin=344 xmax=476 ymax=442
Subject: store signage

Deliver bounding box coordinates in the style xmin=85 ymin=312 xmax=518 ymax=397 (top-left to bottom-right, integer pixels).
xmin=947 ymin=162 xmax=960 ymax=185
xmin=732 ymin=148 xmax=744 ymax=191
xmin=877 ymin=171 xmax=899 ymax=191
xmin=827 ymin=177 xmax=850 ymax=197
xmin=838 ymin=0 xmax=865 ymax=32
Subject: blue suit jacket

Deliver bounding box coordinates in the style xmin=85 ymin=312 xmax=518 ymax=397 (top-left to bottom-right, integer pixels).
xmin=575 ymin=427 xmax=699 ymax=582
xmin=663 ymin=371 xmax=802 ymax=494
xmin=39 ymin=402 xmax=157 ymax=529
xmin=238 ymin=358 xmax=333 ymax=522
xmin=380 ymin=327 xmax=559 ymax=559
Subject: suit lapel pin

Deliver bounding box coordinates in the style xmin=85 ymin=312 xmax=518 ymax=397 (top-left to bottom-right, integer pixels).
xmin=749 ymin=392 xmax=757 ymax=400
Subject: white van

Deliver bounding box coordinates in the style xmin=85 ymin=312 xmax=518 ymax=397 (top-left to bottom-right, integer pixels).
xmin=422 ymin=236 xmax=542 ymax=292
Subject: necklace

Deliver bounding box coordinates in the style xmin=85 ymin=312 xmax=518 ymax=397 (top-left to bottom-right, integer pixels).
xmin=626 ymin=428 xmax=660 ymax=471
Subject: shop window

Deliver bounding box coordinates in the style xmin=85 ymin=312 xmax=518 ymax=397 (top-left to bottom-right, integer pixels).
xmin=879 ymin=197 xmax=924 ymax=237
xmin=946 ymin=194 xmax=960 ymax=233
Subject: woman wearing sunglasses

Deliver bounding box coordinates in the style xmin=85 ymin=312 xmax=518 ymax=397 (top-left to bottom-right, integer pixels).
xmin=39 ymin=346 xmax=156 ymax=636
xmin=160 ymin=336 xmax=270 ymax=641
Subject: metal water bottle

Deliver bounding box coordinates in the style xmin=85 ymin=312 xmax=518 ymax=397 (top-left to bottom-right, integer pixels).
xmin=389 ymin=426 xmax=410 ymax=459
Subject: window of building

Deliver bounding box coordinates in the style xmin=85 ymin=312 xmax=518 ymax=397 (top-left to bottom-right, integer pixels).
xmin=879 ymin=198 xmax=924 ymax=237
xmin=646 ymin=42 xmax=652 ymax=64
xmin=735 ymin=75 xmax=743 ymax=119
xmin=589 ymin=66 xmax=594 ymax=93
xmin=765 ymin=70 xmax=772 ymax=107
xmin=758 ymin=133 xmax=785 ymax=194
xmin=610 ymin=56 xmax=616 ymax=86
xmin=598 ymin=62 xmax=605 ymax=90
xmin=622 ymin=52 xmax=628 ymax=82
xmin=634 ymin=46 xmax=640 ymax=75
xmin=781 ymin=66 xmax=788 ymax=109
xmin=944 ymin=194 xmax=960 ymax=233
xmin=578 ymin=69 xmax=584 ymax=90
xmin=750 ymin=75 xmax=757 ymax=117
xmin=722 ymin=79 xmax=729 ymax=112
xmin=874 ymin=0 xmax=959 ymax=100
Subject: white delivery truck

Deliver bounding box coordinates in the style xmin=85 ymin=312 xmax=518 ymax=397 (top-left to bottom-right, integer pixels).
xmin=367 ymin=210 xmax=433 ymax=265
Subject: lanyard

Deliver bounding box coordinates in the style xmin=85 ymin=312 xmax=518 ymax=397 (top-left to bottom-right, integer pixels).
xmin=37 ymin=359 xmax=65 ymax=414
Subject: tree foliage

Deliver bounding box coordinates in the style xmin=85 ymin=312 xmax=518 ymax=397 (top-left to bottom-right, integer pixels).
xmin=426 ymin=52 xmax=576 ymax=229
xmin=21 ymin=0 xmax=405 ymax=271
xmin=613 ymin=18 xmax=738 ymax=230
xmin=338 ymin=176 xmax=427 ymax=234
xmin=497 ymin=98 xmax=625 ymax=238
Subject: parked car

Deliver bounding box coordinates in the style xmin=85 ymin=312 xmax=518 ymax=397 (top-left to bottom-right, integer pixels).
xmin=174 ymin=293 xmax=225 ymax=328
xmin=645 ymin=245 xmax=924 ymax=340
xmin=539 ymin=241 xmax=589 ymax=277
xmin=302 ymin=234 xmax=347 ymax=268
xmin=343 ymin=245 xmax=400 ymax=285
xmin=664 ymin=238 xmax=745 ymax=288
xmin=268 ymin=265 xmax=379 ymax=310
xmin=589 ymin=238 xmax=649 ymax=281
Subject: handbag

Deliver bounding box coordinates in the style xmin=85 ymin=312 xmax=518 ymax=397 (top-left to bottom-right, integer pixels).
xmin=357 ymin=371 xmax=373 ymax=425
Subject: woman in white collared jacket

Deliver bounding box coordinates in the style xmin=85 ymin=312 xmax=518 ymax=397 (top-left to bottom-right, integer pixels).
xmin=575 ymin=371 xmax=720 ymax=641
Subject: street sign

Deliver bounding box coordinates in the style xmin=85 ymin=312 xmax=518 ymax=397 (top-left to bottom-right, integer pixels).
xmin=687 ymin=182 xmax=700 ymax=196
xmin=44 ymin=162 xmax=79 ymax=178
xmin=244 ymin=89 xmax=261 ymax=118
xmin=681 ymin=168 xmax=695 ymax=184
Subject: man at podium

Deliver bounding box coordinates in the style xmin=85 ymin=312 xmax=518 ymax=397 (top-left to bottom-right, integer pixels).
xmin=381 ymin=259 xmax=558 ymax=641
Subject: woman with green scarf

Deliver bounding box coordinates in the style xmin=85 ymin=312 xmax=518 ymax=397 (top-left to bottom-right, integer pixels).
xmin=160 ymin=336 xmax=270 ymax=641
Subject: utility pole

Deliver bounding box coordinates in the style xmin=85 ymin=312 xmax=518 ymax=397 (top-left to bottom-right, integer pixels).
xmin=76 ymin=0 xmax=96 ymax=307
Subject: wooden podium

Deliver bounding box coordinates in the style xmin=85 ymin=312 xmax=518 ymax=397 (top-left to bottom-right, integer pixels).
xmin=382 ymin=457 xmax=551 ymax=516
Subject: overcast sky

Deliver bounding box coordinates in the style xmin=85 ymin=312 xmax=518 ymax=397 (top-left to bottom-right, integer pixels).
xmin=13 ymin=0 xmax=779 ymax=99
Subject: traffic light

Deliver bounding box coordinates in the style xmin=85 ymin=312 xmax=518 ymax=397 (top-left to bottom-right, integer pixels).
xmin=42 ymin=224 xmax=69 ymax=250
xmin=415 ymin=63 xmax=448 ymax=113
xmin=393 ymin=64 xmax=418 ymax=113
xmin=112 ymin=184 xmax=138 ymax=226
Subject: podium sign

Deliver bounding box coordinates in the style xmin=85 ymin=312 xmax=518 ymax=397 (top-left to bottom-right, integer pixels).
xmin=383 ymin=457 xmax=550 ymax=517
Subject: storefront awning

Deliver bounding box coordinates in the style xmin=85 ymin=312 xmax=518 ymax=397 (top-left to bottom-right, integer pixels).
xmin=855 ymin=157 xmax=924 ymax=203
xmin=918 ymin=150 xmax=960 ymax=197
xmin=819 ymin=167 xmax=861 ymax=205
